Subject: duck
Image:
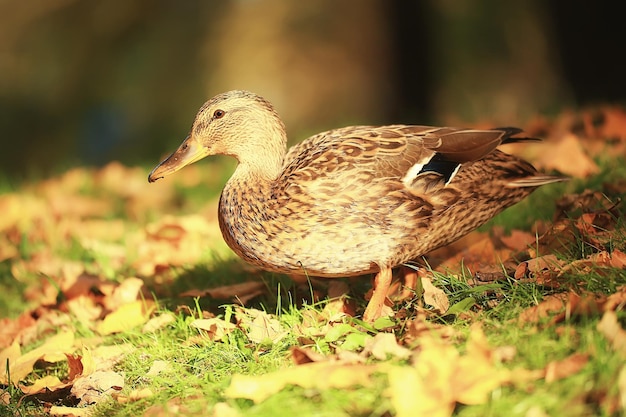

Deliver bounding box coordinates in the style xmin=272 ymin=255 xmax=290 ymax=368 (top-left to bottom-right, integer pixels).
xmin=148 ymin=90 xmax=564 ymax=322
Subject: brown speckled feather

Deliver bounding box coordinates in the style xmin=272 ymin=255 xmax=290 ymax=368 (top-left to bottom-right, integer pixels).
xmin=148 ymin=90 xmax=565 ymax=321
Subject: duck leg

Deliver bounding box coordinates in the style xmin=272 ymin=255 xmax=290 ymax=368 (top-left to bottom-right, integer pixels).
xmin=363 ymin=267 xmax=393 ymax=322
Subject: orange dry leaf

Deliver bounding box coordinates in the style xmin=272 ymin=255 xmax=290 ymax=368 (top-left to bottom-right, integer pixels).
xmin=532 ymin=133 xmax=598 ymax=178
xmin=514 ymin=254 xmax=565 ymax=279
xmin=180 ymin=281 xmax=266 ymax=304
xmin=605 ymin=286 xmax=626 ymax=312
xmin=544 ymin=353 xmax=589 ymax=383
xmin=0 ymin=312 xmax=37 ymax=349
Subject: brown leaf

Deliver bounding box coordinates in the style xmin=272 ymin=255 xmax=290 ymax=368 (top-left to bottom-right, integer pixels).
xmin=604 ymin=286 xmax=626 ymax=312
xmin=534 ymin=133 xmax=599 ymax=178
xmin=610 ymin=250 xmax=626 ymax=269
xmin=544 ymin=353 xmax=589 ymax=383
xmin=290 ymin=346 xmax=326 ymax=364
xmin=597 ymin=311 xmax=626 ymax=356
xmin=499 ymin=229 xmax=536 ymax=251
xmin=180 ymin=281 xmax=266 ymax=305
xmin=0 ymin=312 xmax=37 ymax=349
xmin=514 ymin=255 xmax=564 ymax=279
xmin=517 ymin=293 xmax=571 ymax=324
xmin=421 ymin=275 xmax=449 ymax=314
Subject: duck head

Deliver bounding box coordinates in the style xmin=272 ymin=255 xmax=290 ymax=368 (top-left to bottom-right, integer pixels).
xmin=148 ymin=90 xmax=287 ymax=183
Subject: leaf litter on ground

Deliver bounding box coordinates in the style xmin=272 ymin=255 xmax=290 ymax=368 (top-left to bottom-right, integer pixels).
xmin=0 ymin=106 xmax=626 ymax=416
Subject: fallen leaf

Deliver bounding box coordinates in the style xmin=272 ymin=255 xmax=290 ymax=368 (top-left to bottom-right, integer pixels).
xmin=146 ymin=360 xmax=170 ymax=377
xmin=190 ymin=318 xmax=237 ymax=341
xmin=1 ymin=331 xmax=75 ymax=385
xmin=362 ymin=333 xmax=411 ymax=360
xmin=71 ymin=371 xmax=124 ymax=406
xmin=597 ymin=311 xmax=626 ymax=356
xmin=517 ymin=293 xmax=570 ymax=324
xmin=0 ymin=312 xmax=37 ymax=349
xmin=421 ymin=276 xmax=450 ymax=314
xmin=96 ymin=300 xmax=155 ymax=335
xmin=142 ymin=312 xmax=176 ymax=333
xmin=534 ymin=133 xmax=599 ymax=177
xmin=224 ymin=362 xmax=376 ymax=403
xmin=604 ymin=286 xmax=626 ymax=312
xmin=514 ymin=254 xmax=564 ymax=279
xmin=211 ymin=402 xmax=241 ymax=417
xmin=49 ymin=405 xmax=94 ymax=417
xmin=544 ymin=353 xmax=589 ymax=383
xmin=387 ymin=366 xmax=452 ymax=417
xmin=115 ymin=387 xmax=154 ymax=404
xmin=180 ymin=281 xmax=266 ymax=304
xmin=20 ymin=375 xmax=69 ymax=395
xmin=235 ymin=308 xmax=287 ymax=344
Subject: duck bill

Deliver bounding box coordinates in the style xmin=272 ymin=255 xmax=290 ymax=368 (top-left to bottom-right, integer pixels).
xmin=148 ymin=136 xmax=208 ymax=182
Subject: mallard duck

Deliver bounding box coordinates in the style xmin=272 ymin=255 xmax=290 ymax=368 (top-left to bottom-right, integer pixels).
xmin=148 ymin=90 xmax=564 ymax=322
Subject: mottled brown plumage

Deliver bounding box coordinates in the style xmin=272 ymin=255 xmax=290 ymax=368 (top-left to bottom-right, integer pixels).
xmin=148 ymin=90 xmax=564 ymax=322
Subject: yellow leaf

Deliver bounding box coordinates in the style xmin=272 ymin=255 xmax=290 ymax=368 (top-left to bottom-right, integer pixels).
xmin=0 ymin=341 xmax=21 ymax=385
xmin=190 ymin=318 xmax=237 ymax=341
xmin=49 ymin=405 xmax=94 ymax=416
xmin=20 ymin=375 xmax=68 ymax=395
xmin=115 ymin=387 xmax=154 ymax=403
xmin=363 ymin=333 xmax=411 ymax=360
xmin=387 ymin=366 xmax=454 ymax=417
xmin=96 ymin=300 xmax=155 ymax=335
xmin=235 ymin=308 xmax=287 ymax=344
xmin=7 ymin=331 xmax=74 ymax=384
xmin=224 ymin=362 xmax=375 ymax=403
xmin=211 ymin=402 xmax=241 ymax=417
xmin=455 ymin=325 xmax=509 ymax=405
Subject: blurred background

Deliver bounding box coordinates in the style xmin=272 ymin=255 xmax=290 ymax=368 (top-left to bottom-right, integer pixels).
xmin=1 ymin=0 xmax=624 ymax=179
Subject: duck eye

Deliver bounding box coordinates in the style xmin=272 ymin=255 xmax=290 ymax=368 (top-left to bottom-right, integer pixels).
xmin=213 ymin=109 xmax=225 ymax=119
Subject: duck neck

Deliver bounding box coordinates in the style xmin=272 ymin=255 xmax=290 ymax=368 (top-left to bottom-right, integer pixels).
xmin=231 ymin=122 xmax=287 ymax=183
